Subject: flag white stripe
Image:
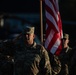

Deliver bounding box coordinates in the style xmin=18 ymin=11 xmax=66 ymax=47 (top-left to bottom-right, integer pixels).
xmin=46 ymin=23 xmax=48 ymax=30
xmin=45 ymin=29 xmax=55 ymax=48
xmin=46 ymin=10 xmax=59 ymax=32
xmin=50 ymin=38 xmax=61 ymax=54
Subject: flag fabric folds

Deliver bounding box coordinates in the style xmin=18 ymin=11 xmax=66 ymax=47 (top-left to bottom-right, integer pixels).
xmin=44 ymin=0 xmax=63 ymax=55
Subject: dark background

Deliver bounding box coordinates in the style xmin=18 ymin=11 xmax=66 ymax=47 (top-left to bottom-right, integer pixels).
xmin=0 ymin=0 xmax=76 ymax=47
xmin=0 ymin=0 xmax=40 ymax=13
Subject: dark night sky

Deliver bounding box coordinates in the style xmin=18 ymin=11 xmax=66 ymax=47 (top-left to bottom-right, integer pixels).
xmin=0 ymin=0 xmax=40 ymax=13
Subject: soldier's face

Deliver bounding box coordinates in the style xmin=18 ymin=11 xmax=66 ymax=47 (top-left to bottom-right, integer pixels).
xmin=62 ymin=38 xmax=69 ymax=47
xmin=25 ymin=33 xmax=34 ymax=39
xmin=24 ymin=33 xmax=35 ymax=44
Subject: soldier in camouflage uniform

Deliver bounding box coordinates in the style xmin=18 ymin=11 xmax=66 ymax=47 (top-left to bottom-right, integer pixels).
xmin=14 ymin=26 xmax=52 ymax=75
xmin=58 ymin=33 xmax=72 ymax=75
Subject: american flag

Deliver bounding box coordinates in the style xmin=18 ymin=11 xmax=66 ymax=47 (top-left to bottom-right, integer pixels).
xmin=44 ymin=0 xmax=63 ymax=55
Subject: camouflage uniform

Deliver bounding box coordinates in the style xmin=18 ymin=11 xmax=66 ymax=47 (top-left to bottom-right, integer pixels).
xmin=58 ymin=46 xmax=72 ymax=75
xmin=14 ymin=41 xmax=52 ymax=75
xmin=69 ymin=48 xmax=76 ymax=75
xmin=48 ymin=53 xmax=61 ymax=75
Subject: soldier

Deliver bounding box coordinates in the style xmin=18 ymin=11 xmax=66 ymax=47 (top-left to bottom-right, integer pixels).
xmin=58 ymin=33 xmax=72 ymax=75
xmin=14 ymin=25 xmax=52 ymax=75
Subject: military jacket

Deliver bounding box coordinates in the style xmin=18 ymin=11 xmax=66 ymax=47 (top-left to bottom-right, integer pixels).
xmin=58 ymin=46 xmax=72 ymax=75
xmin=14 ymin=42 xmax=52 ymax=75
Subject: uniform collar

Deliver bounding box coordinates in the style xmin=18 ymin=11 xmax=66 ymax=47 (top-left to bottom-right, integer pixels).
xmin=25 ymin=42 xmax=37 ymax=49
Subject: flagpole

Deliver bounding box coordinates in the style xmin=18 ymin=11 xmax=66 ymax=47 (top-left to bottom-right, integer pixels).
xmin=40 ymin=0 xmax=43 ymax=44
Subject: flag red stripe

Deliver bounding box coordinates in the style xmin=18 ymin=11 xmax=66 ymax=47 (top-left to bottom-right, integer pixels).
xmin=47 ymin=33 xmax=59 ymax=51
xmin=46 ymin=18 xmax=58 ymax=32
xmin=55 ymin=42 xmax=62 ymax=55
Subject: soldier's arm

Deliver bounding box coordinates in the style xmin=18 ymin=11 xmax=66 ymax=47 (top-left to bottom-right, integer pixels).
xmin=40 ymin=46 xmax=52 ymax=75
xmin=51 ymin=55 xmax=61 ymax=75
